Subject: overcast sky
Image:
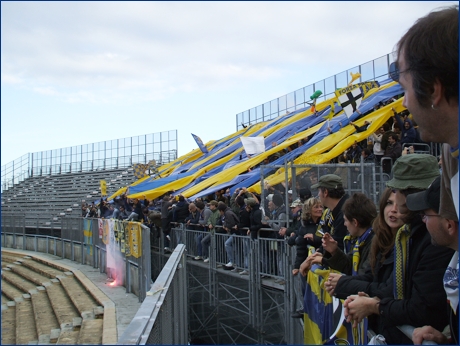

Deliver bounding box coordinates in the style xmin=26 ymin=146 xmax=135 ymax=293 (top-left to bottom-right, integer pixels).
xmin=1 ymin=1 xmax=455 ymax=167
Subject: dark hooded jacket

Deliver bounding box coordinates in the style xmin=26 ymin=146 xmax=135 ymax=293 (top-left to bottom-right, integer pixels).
xmin=395 ymin=115 xmax=417 ymax=145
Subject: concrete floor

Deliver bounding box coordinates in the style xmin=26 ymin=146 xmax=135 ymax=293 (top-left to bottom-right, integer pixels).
xmin=1 ymin=248 xmax=142 ymax=342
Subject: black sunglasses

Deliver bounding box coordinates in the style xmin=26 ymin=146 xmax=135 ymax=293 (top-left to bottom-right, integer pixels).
xmin=389 ymin=62 xmax=400 ymax=82
xmin=389 ymin=62 xmax=413 ymax=83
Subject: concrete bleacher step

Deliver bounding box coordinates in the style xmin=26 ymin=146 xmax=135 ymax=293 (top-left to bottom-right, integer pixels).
xmin=57 ymin=329 xmax=80 ymax=345
xmin=77 ymin=319 xmax=103 ymax=344
xmin=57 ymin=274 xmax=100 ymax=315
xmin=16 ymin=296 xmax=39 ymax=344
xmin=30 ymin=288 xmax=60 ymax=342
xmin=1 ymin=268 xmax=38 ymax=293
xmin=1 ymin=303 xmax=16 ymax=344
xmin=2 ymin=294 xmax=10 ymax=305
xmin=1 ymin=279 xmax=26 ymax=301
xmin=45 ymin=279 xmax=80 ymax=328
xmin=6 ymin=263 xmax=54 ymax=287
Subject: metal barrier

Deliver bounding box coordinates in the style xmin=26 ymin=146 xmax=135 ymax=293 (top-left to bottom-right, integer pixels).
xmin=117 ymin=244 xmax=188 ymax=345
xmin=1 ymin=216 xmax=152 ymax=302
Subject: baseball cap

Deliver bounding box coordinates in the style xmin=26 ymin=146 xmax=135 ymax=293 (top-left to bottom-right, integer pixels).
xmin=244 ymin=197 xmax=258 ymax=207
xmin=266 ymin=194 xmax=274 ymax=201
xmin=311 ymin=174 xmax=343 ymax=190
xmin=386 ymin=154 xmax=440 ymax=190
xmin=406 ymin=176 xmax=440 ymax=213
xmin=290 ymin=199 xmax=303 ymax=208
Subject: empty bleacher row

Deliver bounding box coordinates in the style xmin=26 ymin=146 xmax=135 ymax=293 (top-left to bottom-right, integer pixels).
xmin=1 ymin=167 xmax=136 ymax=230
xmin=1 ymin=250 xmax=114 ymax=345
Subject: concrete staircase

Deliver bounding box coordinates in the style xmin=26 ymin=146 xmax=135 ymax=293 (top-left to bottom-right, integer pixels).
xmin=1 ymin=251 xmax=115 ymax=345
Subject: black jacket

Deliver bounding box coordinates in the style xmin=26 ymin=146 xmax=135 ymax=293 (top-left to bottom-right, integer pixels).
xmin=287 ymin=218 xmax=321 ymax=269
xmin=322 ymin=231 xmax=374 ymax=276
xmin=249 ymin=205 xmax=263 ymax=240
xmin=173 ymin=201 xmax=189 ymax=224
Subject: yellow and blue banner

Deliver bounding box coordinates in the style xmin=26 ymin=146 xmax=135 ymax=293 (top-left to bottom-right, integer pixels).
xmin=192 ymin=133 xmax=208 ymax=154
xmin=83 ymin=218 xmax=93 ymax=255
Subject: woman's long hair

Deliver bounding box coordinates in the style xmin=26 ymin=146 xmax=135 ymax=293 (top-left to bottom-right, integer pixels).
xmin=369 ymin=187 xmax=399 ymax=272
xmin=301 ymin=197 xmax=321 ymax=222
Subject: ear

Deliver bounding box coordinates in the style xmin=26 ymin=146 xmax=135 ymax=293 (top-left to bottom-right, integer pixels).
xmin=431 ymin=78 xmax=444 ymax=107
xmin=445 ymin=219 xmax=459 ymax=239
xmin=352 ymin=218 xmax=359 ymax=227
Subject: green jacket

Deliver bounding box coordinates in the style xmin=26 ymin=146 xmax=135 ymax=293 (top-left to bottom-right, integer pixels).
xmin=207 ymin=209 xmax=220 ymax=234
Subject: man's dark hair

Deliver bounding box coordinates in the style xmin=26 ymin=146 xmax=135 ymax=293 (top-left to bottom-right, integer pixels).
xmin=342 ymin=193 xmax=377 ymax=229
xmin=195 ymin=201 xmax=205 ymax=210
xmin=319 ymin=186 xmax=345 ymax=199
xmin=390 ymin=134 xmax=399 ymax=141
xmin=178 ymin=195 xmax=185 ymax=202
xmin=272 ymin=194 xmax=284 ymax=207
xmin=236 ymin=195 xmax=245 ymax=207
xmin=299 ymin=188 xmax=312 ymax=201
xmin=396 ymin=6 xmax=459 ymax=107
xmin=218 ymin=203 xmax=228 ymax=212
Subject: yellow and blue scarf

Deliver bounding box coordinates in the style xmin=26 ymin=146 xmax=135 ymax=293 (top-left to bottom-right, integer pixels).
xmin=393 ymin=224 xmax=411 ymax=299
xmin=344 ymin=227 xmax=373 ymax=276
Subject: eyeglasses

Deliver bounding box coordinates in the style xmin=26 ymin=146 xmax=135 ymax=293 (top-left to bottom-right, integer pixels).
xmin=389 ymin=62 xmax=410 ymax=83
xmin=419 ymin=212 xmax=442 ymax=221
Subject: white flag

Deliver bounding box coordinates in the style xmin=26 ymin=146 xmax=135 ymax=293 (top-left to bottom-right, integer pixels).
xmin=240 ymin=136 xmax=265 ymax=156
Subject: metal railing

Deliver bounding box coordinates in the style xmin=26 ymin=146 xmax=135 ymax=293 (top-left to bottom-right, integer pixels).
xmin=1 ymin=217 xmax=152 ymax=302
xmin=236 ymin=52 xmax=395 ymax=129
xmin=1 ymin=131 xmax=178 ymax=193
xmin=117 ymin=244 xmax=188 ymax=345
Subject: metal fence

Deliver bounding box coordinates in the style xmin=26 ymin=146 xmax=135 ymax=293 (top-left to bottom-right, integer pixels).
xmin=117 ymin=244 xmax=188 ymax=345
xmin=1 ymin=216 xmax=152 ymax=302
xmin=1 ymin=130 xmax=178 ymax=193
xmin=236 ymin=52 xmax=395 ymax=130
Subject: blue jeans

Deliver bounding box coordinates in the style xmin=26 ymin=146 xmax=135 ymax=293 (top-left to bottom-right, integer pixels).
xmin=175 ymin=224 xmax=184 ymax=245
xmin=196 ymin=234 xmax=204 ymax=256
xmin=225 ymin=235 xmax=235 ymax=263
xmin=201 ymin=233 xmax=211 ymax=258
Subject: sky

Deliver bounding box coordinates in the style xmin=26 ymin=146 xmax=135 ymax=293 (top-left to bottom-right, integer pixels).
xmin=1 ymin=1 xmax=456 ymax=167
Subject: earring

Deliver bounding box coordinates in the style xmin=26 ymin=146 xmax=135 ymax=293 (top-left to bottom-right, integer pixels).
xmin=431 ymin=104 xmax=437 ymax=110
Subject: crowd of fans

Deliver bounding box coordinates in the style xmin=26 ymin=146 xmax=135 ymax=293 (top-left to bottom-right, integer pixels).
xmin=76 ymin=7 xmax=458 ymax=345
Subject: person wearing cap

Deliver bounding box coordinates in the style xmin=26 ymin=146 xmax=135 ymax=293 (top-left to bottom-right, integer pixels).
xmin=391 ymin=6 xmax=458 ymax=223
xmin=309 ymin=174 xmax=349 ymax=252
xmin=406 ymin=176 xmax=459 ymax=345
xmin=343 ymin=154 xmax=454 ymax=345
xmin=201 ymin=200 xmax=220 ymax=263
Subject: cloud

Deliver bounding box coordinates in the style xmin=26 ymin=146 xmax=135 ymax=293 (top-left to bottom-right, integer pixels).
xmin=2 ymin=1 xmax=455 ymax=104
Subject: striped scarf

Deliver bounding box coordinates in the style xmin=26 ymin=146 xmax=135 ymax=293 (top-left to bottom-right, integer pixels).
xmin=344 ymin=227 xmax=373 ymax=276
xmin=316 ymin=208 xmax=334 ymax=237
xmin=393 ymin=224 xmax=411 ymax=299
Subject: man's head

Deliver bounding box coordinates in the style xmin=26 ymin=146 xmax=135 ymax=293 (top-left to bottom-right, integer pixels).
xmin=311 ymin=174 xmax=345 ymax=208
xmin=188 ymin=203 xmax=197 ymax=213
xmin=195 ymin=201 xmax=205 ymax=211
xmin=388 ymin=134 xmax=399 ymax=144
xmin=272 ymin=194 xmax=284 ymax=208
xmin=386 ymin=154 xmax=440 ymax=223
xmin=217 ymin=203 xmax=227 ymax=214
xmin=209 ymin=200 xmax=218 ymax=210
xmin=406 ymin=176 xmax=458 ymax=250
xmin=290 ymin=199 xmax=303 ymax=214
xmin=393 ymin=6 xmax=458 ymax=146
xmin=342 ymin=193 xmax=377 ymax=237
xmin=244 ymin=197 xmax=258 ymax=210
